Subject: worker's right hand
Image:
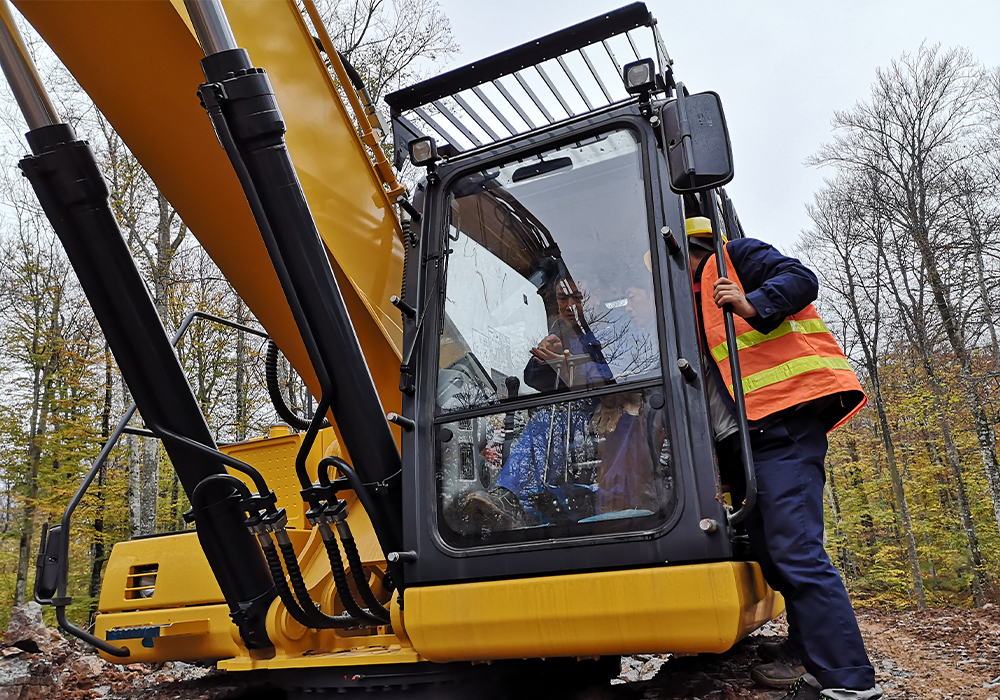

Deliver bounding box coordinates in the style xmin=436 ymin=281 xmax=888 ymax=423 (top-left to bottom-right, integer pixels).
xmin=530 ymin=334 xmax=566 ymax=362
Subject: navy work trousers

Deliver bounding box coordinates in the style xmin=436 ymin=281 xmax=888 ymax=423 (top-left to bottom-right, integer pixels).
xmin=742 ymin=408 xmax=875 ymax=690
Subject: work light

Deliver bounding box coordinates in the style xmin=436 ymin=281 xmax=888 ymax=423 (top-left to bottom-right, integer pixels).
xmin=408 ymin=137 xmax=439 ymax=167
xmin=623 ymin=58 xmax=656 ymax=95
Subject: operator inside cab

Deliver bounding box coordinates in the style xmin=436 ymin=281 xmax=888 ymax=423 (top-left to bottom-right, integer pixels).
xmin=433 ymin=129 xmax=676 ymax=545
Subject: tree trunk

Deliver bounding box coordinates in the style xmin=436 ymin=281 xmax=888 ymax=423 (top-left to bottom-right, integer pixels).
xmin=235 ymin=298 xmax=248 ymax=442
xmin=909 ymin=216 xmax=1000 ymax=537
xmin=15 ymin=288 xmax=61 ymax=604
xmin=127 ymin=431 xmax=141 ymax=539
xmin=139 ymin=436 xmax=160 ymax=536
xmin=878 ymin=239 xmax=991 ymax=604
xmin=837 ymin=235 xmax=925 ymax=606
xmin=89 ymin=342 xmax=113 ymax=618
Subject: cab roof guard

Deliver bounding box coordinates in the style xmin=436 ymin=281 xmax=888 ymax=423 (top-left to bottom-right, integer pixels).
xmin=384 ymin=2 xmax=671 ymax=169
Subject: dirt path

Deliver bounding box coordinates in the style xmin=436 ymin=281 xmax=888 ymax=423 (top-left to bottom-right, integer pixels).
xmin=618 ymin=606 xmax=1000 ymax=699
xmin=855 ymin=607 xmax=1000 ymax=699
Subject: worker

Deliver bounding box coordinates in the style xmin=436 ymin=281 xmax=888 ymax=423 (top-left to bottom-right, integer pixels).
xmin=522 ymin=275 xmax=613 ymax=393
xmin=464 ymin=272 xmax=667 ymax=530
xmin=685 ymin=216 xmax=881 ymax=700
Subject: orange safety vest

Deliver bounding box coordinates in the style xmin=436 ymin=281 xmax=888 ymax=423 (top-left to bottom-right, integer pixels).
xmin=699 ymin=245 xmax=866 ymax=432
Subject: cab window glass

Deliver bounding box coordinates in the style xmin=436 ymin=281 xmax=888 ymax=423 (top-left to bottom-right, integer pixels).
xmin=437 ymin=129 xmax=660 ymax=414
xmin=437 ymin=388 xmax=676 ymax=546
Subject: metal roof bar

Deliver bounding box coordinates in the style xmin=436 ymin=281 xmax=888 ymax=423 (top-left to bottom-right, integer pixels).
xmin=413 ymin=106 xmax=465 ymax=149
xmin=471 ymin=86 xmax=520 ymax=135
xmin=432 ymin=99 xmax=484 ymax=146
xmin=514 ymin=71 xmax=555 ymax=123
xmin=626 ymin=30 xmax=642 ymax=61
xmin=452 ymin=93 xmax=503 ymax=140
xmin=384 ymin=2 xmax=652 ymax=112
xmin=493 ymin=79 xmax=537 ymax=130
xmin=536 ymin=64 xmax=575 ymax=117
xmin=602 ymin=39 xmax=623 ymax=75
xmin=556 ymin=55 xmax=595 ymax=110
xmin=580 ymin=46 xmax=614 ymax=103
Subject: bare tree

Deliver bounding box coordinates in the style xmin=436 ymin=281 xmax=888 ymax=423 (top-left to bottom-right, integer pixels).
xmin=317 ymin=0 xmax=459 ymax=106
xmin=804 ymin=175 xmax=926 ymax=607
xmin=811 ymin=45 xmax=1000 ymax=539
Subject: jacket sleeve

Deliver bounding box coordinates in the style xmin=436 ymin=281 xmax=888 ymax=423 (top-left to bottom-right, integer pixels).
xmin=727 ymin=238 xmax=819 ymax=335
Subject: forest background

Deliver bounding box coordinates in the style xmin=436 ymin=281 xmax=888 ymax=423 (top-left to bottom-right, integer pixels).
xmin=0 ymin=0 xmax=996 ymax=630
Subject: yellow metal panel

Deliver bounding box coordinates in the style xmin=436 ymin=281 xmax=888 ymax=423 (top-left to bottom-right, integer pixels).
xmin=12 ymin=1 xmax=404 ymax=437
xmin=96 ymin=604 xmax=240 ymax=663
xmin=98 ymin=532 xmax=224 ymax=612
xmin=221 ymin=425 xmax=342 ymax=529
xmin=402 ymin=562 xmax=778 ymax=662
xmin=222 ymin=0 xmax=405 ymax=355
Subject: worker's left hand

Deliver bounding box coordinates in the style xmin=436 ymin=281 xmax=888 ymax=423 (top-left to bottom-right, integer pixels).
xmin=713 ymin=278 xmax=758 ymax=318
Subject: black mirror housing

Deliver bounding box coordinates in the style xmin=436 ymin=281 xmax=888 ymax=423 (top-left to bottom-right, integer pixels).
xmin=660 ymin=90 xmax=734 ymax=193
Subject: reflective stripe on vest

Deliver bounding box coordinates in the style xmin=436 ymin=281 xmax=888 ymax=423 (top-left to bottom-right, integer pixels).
xmin=700 ymin=244 xmax=866 ymax=430
xmin=710 ymin=317 xmax=832 ymax=362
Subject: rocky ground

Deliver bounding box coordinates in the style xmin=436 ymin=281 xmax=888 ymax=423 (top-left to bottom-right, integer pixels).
xmin=1 ymin=603 xmax=998 ymax=699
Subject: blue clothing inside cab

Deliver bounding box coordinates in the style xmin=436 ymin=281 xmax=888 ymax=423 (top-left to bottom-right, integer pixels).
xmin=701 ymin=237 xmax=877 ymax=691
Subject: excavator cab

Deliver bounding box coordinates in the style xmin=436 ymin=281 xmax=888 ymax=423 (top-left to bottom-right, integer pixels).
xmin=391 ymin=4 xmax=749 ymax=586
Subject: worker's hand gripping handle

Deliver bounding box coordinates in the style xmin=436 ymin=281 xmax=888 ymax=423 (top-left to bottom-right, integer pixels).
xmin=704 ymin=194 xmax=757 ymax=525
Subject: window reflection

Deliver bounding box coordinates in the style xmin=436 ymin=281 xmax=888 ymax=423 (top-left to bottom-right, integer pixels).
xmin=437 ymin=129 xmax=660 ymax=414
xmin=438 ymin=389 xmax=676 ymax=545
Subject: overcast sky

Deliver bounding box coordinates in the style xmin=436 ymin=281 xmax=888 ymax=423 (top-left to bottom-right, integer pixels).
xmin=432 ymin=1 xmax=1000 ymax=251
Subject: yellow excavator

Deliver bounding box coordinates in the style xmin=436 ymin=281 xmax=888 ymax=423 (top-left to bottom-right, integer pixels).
xmin=3 ymin=0 xmax=781 ymax=695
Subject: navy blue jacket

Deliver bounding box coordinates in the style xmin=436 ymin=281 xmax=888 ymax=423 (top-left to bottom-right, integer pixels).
xmin=720 ymin=238 xmax=819 ymax=335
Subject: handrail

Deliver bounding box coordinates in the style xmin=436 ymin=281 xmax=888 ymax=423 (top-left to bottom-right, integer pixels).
xmin=301 ymin=0 xmax=405 ymax=201
xmin=703 ymin=192 xmax=757 ymax=525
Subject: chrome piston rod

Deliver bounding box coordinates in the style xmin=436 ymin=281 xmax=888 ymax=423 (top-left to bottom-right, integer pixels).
xmin=0 ymin=1 xmax=57 ymax=129
xmin=183 ymin=0 xmax=239 ymax=55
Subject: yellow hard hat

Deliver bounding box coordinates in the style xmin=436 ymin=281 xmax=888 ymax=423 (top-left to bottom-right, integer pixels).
xmin=685 ymin=216 xmax=728 ymax=243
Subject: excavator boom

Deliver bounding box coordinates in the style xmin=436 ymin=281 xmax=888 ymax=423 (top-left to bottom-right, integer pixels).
xmin=13 ymin=0 xmax=405 ymax=417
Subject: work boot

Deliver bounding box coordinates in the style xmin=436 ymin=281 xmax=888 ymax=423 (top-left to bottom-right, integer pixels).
xmin=463 ymin=487 xmax=525 ymax=531
xmin=758 ymin=677 xmax=883 ymax=700
xmin=751 ymin=660 xmax=808 ymax=690
xmin=757 ymin=638 xmax=795 ymax=663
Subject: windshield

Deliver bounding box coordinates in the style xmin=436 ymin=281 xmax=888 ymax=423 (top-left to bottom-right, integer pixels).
xmin=433 ymin=128 xmax=676 ymax=548
xmin=437 ymin=129 xmax=660 ymax=414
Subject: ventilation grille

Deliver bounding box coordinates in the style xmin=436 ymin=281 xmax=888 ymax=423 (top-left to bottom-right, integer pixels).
xmin=125 ymin=564 xmax=158 ymax=600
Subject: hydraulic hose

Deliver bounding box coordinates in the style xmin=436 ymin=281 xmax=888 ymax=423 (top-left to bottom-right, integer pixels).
xmin=258 ymin=533 xmax=315 ymax=628
xmin=295 ymin=393 xmax=334 ymax=496
xmin=274 ymin=530 xmax=361 ymax=628
xmin=265 ymin=339 xmax=329 ymax=432
xmin=317 ymin=457 xmax=391 ymax=623
xmin=336 ymin=521 xmax=391 ymax=623
xmin=399 ymin=216 xmax=410 ymax=300
xmin=317 ymin=524 xmax=385 ymax=626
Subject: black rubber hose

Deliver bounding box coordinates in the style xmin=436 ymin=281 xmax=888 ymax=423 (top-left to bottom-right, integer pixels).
xmin=276 ymin=538 xmax=359 ymax=629
xmin=294 ymin=392 xmax=333 ymax=494
xmin=338 ymin=524 xmax=391 ymax=623
xmin=319 ymin=532 xmax=385 ymax=626
xmin=265 ymin=340 xmax=329 ymax=432
xmin=259 ymin=535 xmax=315 ymax=629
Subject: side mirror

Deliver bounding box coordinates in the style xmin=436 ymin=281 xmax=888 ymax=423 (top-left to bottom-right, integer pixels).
xmin=660 ymin=89 xmax=734 ymax=193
